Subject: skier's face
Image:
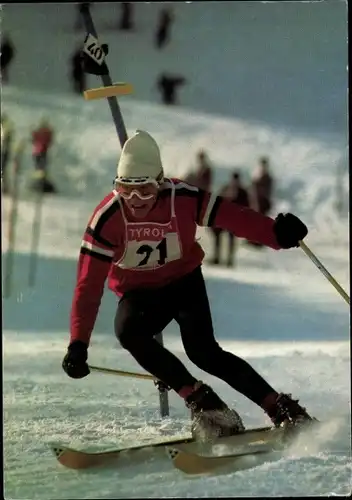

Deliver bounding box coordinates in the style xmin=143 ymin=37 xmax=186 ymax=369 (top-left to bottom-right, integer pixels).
xmin=116 ymin=182 xmax=158 ymax=218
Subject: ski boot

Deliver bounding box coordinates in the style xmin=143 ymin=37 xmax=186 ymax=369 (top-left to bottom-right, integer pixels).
xmin=185 ymin=381 xmax=245 ymax=440
xmin=262 ymin=392 xmax=314 ymax=435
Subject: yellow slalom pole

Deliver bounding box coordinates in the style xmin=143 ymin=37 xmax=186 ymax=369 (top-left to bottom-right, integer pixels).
xmin=84 ymin=83 xmax=133 ymax=101
xmin=299 ymin=240 xmax=350 ymax=305
xmin=88 ymin=365 xmax=155 ymax=381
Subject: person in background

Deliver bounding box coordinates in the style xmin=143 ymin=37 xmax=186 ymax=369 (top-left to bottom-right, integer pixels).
xmin=250 ymin=156 xmax=273 ymax=216
xmin=1 ymin=113 xmax=15 ymax=194
xmin=1 ymin=34 xmax=16 ymax=84
xmin=155 ymin=8 xmax=174 ymax=49
xmin=248 ymin=157 xmax=274 ymax=248
xmin=119 ymin=3 xmax=134 ymax=31
xmin=157 ymin=73 xmax=187 ymax=105
xmin=31 ymin=118 xmax=57 ymax=194
xmin=210 ymin=171 xmax=249 ymax=266
xmin=185 ymin=150 xmax=213 ymax=192
xmin=69 ymin=46 xmax=86 ymax=95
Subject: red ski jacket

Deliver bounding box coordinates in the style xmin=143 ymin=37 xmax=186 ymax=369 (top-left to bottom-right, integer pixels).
xmin=32 ymin=126 xmax=53 ymax=155
xmin=70 ymin=178 xmax=281 ymax=345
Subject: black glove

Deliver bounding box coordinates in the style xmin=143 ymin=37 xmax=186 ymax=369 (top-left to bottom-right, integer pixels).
xmin=81 ymin=43 xmax=109 ymax=76
xmin=62 ymin=340 xmax=90 ymax=379
xmin=273 ymin=213 xmax=308 ymax=249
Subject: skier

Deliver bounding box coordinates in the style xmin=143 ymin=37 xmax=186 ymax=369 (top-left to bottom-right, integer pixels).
xmin=62 ymin=130 xmax=313 ymax=438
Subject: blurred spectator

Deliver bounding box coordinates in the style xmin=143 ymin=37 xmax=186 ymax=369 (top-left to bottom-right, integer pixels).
xmin=185 ymin=149 xmax=213 ymax=191
xmin=247 ymin=156 xmax=274 ymax=248
xmin=157 ymin=73 xmax=186 ymax=105
xmin=1 ymin=113 xmax=15 ymax=194
xmin=1 ymin=34 xmax=16 ymax=84
xmin=30 ymin=118 xmax=57 ymax=194
xmin=210 ymin=171 xmax=249 ymax=266
xmin=155 ymin=8 xmax=174 ymax=49
xmin=119 ymin=3 xmax=134 ymax=31
xmin=69 ymin=46 xmax=86 ymax=94
xmin=74 ymin=3 xmax=92 ymax=31
xmin=250 ymin=156 xmax=274 ymax=215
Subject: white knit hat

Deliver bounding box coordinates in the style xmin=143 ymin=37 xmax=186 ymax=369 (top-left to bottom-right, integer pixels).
xmin=116 ymin=130 xmax=164 ymax=185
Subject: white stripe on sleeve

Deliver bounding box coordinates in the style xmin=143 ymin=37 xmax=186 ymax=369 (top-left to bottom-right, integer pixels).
xmin=81 ymin=240 xmax=114 ymax=258
xmin=201 ymin=193 xmax=218 ymax=227
xmin=90 ymin=193 xmax=119 ymax=230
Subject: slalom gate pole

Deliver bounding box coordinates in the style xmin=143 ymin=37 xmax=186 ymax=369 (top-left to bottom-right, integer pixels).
xmin=28 ymin=173 xmax=44 ymax=287
xmin=3 ymin=139 xmax=26 ymax=298
xmin=299 ymin=240 xmax=350 ymax=306
xmin=80 ymin=4 xmax=128 ymax=146
xmin=80 ymin=4 xmax=170 ymax=417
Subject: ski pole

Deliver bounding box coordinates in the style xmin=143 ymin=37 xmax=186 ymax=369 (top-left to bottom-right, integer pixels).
xmin=28 ymin=173 xmax=45 ymax=287
xmin=88 ymin=365 xmax=154 ymax=381
xmin=155 ymin=332 xmax=170 ymax=418
xmin=299 ymin=240 xmax=350 ymax=305
xmin=3 ymin=139 xmax=26 ymax=298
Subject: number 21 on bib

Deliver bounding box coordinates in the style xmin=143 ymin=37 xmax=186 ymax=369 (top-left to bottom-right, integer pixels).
xmin=116 ymin=232 xmax=182 ymax=270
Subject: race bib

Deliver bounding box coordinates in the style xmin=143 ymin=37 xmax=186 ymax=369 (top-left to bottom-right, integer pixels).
xmin=117 ymin=229 xmax=182 ymax=270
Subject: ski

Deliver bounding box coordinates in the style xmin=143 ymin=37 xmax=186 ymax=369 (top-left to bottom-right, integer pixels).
xmin=167 ymin=419 xmax=320 ymax=475
xmin=167 ymin=445 xmax=276 ymax=475
xmin=50 ymin=435 xmax=192 ymax=470
xmin=50 ymin=425 xmax=282 ymax=470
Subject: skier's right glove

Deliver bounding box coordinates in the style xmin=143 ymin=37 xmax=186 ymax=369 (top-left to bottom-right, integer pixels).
xmin=62 ymin=340 xmax=90 ymax=379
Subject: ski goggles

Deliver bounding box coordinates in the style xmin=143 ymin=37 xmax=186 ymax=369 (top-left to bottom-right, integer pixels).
xmin=115 ymin=179 xmax=158 ymax=200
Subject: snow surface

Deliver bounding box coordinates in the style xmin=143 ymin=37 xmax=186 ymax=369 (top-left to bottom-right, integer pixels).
xmin=2 ymin=2 xmax=350 ymax=498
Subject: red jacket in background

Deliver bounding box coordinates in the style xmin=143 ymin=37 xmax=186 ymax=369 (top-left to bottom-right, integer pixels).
xmin=70 ymin=178 xmax=282 ymax=345
xmin=32 ymin=126 xmax=53 ymax=155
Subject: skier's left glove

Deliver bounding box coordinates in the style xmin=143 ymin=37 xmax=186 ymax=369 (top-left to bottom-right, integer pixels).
xmin=273 ymin=213 xmax=308 ymax=249
xmin=62 ymin=340 xmax=90 ymax=379
xmin=82 ymin=43 xmax=109 ymax=76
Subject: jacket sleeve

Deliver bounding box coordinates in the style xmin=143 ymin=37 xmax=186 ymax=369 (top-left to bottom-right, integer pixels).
xmin=69 ymin=199 xmax=120 ymax=346
xmin=196 ymin=189 xmax=281 ymax=250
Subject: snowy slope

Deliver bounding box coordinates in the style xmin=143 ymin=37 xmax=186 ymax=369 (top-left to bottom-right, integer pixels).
xmin=2 ymin=2 xmax=348 ymax=136
xmin=2 ymin=2 xmax=350 ymax=498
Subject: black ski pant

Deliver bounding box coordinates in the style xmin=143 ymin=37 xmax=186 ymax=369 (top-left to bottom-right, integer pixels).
xmin=115 ymin=266 xmax=276 ymax=407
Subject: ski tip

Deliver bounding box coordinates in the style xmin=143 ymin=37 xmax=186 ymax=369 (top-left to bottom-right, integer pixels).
xmin=166 ymin=447 xmax=180 ymax=461
xmin=49 ymin=443 xmax=67 ymax=459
